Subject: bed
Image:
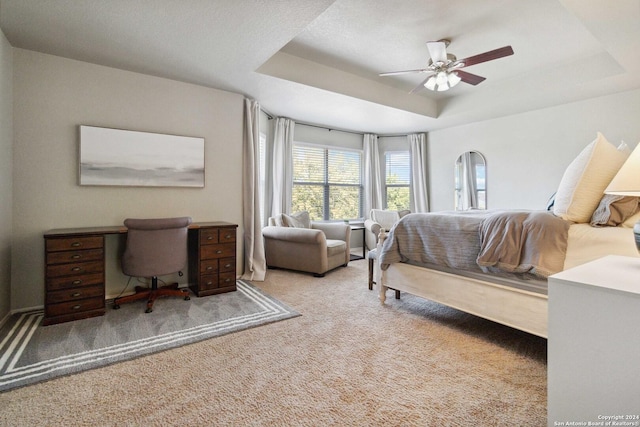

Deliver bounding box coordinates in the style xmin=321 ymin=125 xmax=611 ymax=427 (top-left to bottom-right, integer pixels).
xmin=373 ymin=132 xmax=640 ymax=338
xmin=374 ymin=210 xmax=639 ymax=338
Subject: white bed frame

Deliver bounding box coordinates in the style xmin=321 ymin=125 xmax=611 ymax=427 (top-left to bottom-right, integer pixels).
xmin=375 ymin=231 xmax=548 ymax=338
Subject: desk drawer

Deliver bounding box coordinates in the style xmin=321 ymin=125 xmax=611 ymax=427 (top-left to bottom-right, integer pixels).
xmin=200 ymin=260 xmax=219 ymax=274
xmin=219 ymin=228 xmax=236 ymax=243
xmin=45 ymin=296 xmax=105 ymax=318
xmin=219 ymin=272 xmax=236 ymax=288
xmin=219 ymin=257 xmax=235 ymax=273
xmin=201 ymin=243 xmax=235 ymax=260
xmin=47 ymin=284 xmax=104 ymax=304
xmin=200 ymin=229 xmax=219 ymax=244
xmin=46 ymin=248 xmax=104 ymax=265
xmin=47 ymin=272 xmax=104 ymax=291
xmin=46 ymin=261 xmax=104 ymax=278
xmin=199 ymin=274 xmax=219 ymax=291
xmin=46 ymin=236 xmax=104 ymax=252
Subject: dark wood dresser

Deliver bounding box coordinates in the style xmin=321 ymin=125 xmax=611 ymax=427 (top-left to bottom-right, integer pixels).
xmin=43 ymin=229 xmax=109 ymax=325
xmin=188 ymin=222 xmax=238 ymax=297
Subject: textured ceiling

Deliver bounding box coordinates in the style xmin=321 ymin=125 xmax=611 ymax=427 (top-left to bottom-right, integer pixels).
xmin=1 ymin=0 xmax=639 ymax=133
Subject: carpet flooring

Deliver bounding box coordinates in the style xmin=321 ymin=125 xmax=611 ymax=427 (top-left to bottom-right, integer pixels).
xmin=0 ymin=280 xmax=299 ymax=392
xmin=0 ymin=260 xmax=547 ymax=426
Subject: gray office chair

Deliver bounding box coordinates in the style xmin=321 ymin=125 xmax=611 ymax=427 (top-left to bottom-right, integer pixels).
xmin=113 ymin=217 xmax=192 ymax=313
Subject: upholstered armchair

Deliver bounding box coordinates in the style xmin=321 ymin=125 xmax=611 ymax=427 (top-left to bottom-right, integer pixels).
xmin=262 ymin=212 xmax=350 ymax=277
xmin=364 ymin=209 xmax=411 ymax=251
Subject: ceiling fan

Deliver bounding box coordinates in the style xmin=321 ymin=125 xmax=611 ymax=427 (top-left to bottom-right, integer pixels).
xmin=379 ymin=40 xmax=514 ymax=93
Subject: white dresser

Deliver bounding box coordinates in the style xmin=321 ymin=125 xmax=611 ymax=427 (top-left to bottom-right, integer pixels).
xmin=548 ymin=255 xmax=640 ymax=426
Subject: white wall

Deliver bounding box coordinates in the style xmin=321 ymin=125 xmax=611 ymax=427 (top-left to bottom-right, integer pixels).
xmin=12 ymin=49 xmax=244 ymax=310
xmin=0 ymin=29 xmax=13 ymax=320
xmin=428 ymin=89 xmax=640 ymax=212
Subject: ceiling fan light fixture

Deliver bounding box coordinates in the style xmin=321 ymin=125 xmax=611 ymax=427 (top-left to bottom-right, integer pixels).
xmin=424 ymin=76 xmax=437 ymax=91
xmin=447 ymin=71 xmax=462 ymax=86
xmin=424 ymin=71 xmax=461 ymax=92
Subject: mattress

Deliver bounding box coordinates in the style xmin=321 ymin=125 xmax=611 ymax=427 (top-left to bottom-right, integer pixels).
xmin=391 ymin=223 xmax=638 ymax=297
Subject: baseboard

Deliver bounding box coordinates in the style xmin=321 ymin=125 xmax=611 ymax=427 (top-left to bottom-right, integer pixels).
xmin=1 ymin=304 xmax=45 ymax=329
xmin=0 ymin=311 xmax=9 ymax=329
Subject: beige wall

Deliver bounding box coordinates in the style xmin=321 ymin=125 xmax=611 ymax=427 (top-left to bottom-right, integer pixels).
xmin=12 ymin=49 xmax=244 ymax=310
xmin=428 ymin=89 xmax=640 ymax=212
xmin=0 ymin=30 xmax=13 ymax=320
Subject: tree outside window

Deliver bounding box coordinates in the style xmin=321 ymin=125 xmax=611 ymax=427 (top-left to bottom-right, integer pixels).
xmin=291 ymin=144 xmax=362 ymax=221
xmin=385 ymin=151 xmax=410 ymax=210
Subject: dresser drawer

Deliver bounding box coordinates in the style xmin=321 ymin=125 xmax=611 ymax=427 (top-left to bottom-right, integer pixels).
xmin=46 ymin=236 xmax=104 ymax=252
xmin=199 ymin=274 xmax=219 ymax=290
xmin=47 ymin=284 xmax=104 ymax=304
xmin=218 ymin=228 xmax=236 ymax=243
xmin=47 ymin=272 xmax=104 ymax=291
xmin=201 ymin=243 xmax=235 ymax=260
xmin=200 ymin=259 xmax=219 ymax=274
xmin=46 ymin=248 xmax=104 ymax=265
xmin=219 ymin=272 xmax=236 ymax=287
xmin=45 ymin=296 xmax=105 ymax=318
xmin=219 ymin=257 xmax=235 ymax=273
xmin=46 ymin=260 xmax=104 ymax=278
xmin=200 ymin=229 xmax=219 ymax=244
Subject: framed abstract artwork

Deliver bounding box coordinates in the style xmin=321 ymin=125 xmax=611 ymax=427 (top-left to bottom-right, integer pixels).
xmin=79 ymin=125 xmax=205 ymax=187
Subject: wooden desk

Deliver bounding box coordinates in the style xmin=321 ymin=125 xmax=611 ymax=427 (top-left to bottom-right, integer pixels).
xmin=43 ymin=221 xmax=237 ymax=325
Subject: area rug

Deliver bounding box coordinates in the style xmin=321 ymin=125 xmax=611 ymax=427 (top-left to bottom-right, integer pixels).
xmin=0 ymin=280 xmax=299 ymax=392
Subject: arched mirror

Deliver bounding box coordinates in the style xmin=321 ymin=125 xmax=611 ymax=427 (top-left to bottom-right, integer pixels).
xmin=455 ymin=151 xmax=486 ymax=210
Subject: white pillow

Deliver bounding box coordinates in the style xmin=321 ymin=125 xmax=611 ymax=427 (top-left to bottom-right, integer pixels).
xmin=370 ymin=209 xmax=400 ymax=230
xmin=283 ymin=211 xmax=311 ymax=228
xmin=553 ymin=132 xmax=628 ymax=223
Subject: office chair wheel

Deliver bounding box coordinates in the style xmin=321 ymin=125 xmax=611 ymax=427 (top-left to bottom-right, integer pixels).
xmin=145 ymin=307 xmax=153 ymax=313
xmin=113 ymin=304 xmax=120 ymax=310
xmin=184 ymin=295 xmax=190 ymax=301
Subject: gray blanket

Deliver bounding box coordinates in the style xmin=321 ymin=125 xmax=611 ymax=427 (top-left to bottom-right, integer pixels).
xmin=378 ymin=210 xmax=570 ymax=278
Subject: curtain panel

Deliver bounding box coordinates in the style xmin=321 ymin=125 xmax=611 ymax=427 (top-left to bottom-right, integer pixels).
xmin=241 ymin=98 xmax=266 ymax=281
xmin=408 ymin=133 xmax=429 ymax=213
xmin=363 ymin=133 xmax=383 ymax=217
xmin=271 ymin=118 xmax=295 ymax=216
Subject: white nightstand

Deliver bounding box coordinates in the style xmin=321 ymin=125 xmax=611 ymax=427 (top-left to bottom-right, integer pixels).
xmin=548 ymin=255 xmax=640 ymax=426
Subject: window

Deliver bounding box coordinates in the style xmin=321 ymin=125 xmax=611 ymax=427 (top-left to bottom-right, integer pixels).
xmin=385 ymin=151 xmax=410 ymax=210
xmin=291 ymin=143 xmax=362 ymax=221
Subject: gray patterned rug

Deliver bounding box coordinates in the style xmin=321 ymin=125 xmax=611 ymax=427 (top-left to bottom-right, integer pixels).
xmin=0 ymin=280 xmax=299 ymax=392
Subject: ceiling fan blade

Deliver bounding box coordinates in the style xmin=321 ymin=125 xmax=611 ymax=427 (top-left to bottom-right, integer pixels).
xmin=456 ymin=70 xmax=486 ymax=85
xmin=454 ymin=46 xmax=514 ymax=68
xmin=379 ymin=68 xmax=429 ymax=77
xmin=426 ymin=40 xmax=448 ymax=64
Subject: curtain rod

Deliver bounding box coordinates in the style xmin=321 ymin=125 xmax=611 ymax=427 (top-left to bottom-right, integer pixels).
xmin=260 ymin=107 xmax=274 ymax=120
xmin=297 ymin=122 xmax=364 ymax=136
xmin=259 ymin=107 xmax=416 ymax=138
xmin=289 ymin=122 xmax=416 ymax=138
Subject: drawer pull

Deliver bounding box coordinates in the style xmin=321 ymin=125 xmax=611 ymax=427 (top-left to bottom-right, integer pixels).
xmin=207 ymin=236 xmax=214 ymax=240
xmin=71 ymin=267 xmax=82 ymax=272
xmin=71 ymin=255 xmax=81 ymax=259
xmin=71 ymin=242 xmax=82 ymax=247
xmin=206 ymin=266 xmax=213 ymax=271
xmin=216 ymin=250 xmax=223 ymax=254
xmin=206 ymin=281 xmax=213 ymax=285
xmin=72 ymin=280 xmax=82 ymax=285
xmin=224 ymin=263 xmax=232 ymax=269
xmin=224 ymin=278 xmax=232 ymax=283
xmin=71 ymin=292 xmax=81 ymax=297
xmin=72 ymin=305 xmax=81 ymax=310
xmin=224 ymin=234 xmax=231 ymax=239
